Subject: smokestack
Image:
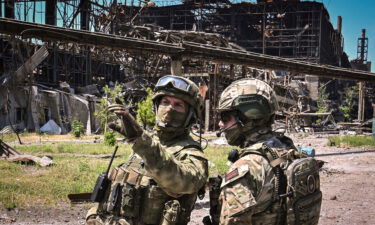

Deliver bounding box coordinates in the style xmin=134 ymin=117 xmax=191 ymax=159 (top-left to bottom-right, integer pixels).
xmin=337 ymin=16 xmax=342 ymax=34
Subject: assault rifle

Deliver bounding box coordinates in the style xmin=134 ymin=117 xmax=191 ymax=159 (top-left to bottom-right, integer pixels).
xmin=91 ymin=145 xmax=119 ymax=202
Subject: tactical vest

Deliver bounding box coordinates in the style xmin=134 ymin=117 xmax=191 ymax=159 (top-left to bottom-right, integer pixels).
xmin=97 ymin=138 xmax=204 ymax=225
xmin=236 ymin=137 xmax=322 ymax=225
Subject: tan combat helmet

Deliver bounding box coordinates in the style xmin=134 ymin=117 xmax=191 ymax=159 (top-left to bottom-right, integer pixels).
xmin=153 ymin=75 xmax=203 ymax=125
xmin=217 ymin=78 xmax=278 ymax=122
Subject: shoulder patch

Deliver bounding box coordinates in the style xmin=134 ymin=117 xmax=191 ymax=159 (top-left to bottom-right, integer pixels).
xmin=225 ymin=168 xmax=239 ymax=181
xmin=221 ymin=164 xmax=250 ymax=188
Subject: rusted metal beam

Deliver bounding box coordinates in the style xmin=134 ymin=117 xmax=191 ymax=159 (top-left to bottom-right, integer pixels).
xmin=14 ymin=45 xmax=49 ymax=82
xmin=0 ymin=18 xmax=375 ymax=82
xmin=0 ymin=18 xmax=184 ymax=55
xmin=182 ymin=42 xmax=375 ymax=82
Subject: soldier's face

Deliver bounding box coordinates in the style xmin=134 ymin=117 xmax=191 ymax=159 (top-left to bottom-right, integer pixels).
xmin=218 ymin=112 xmax=238 ymax=130
xmin=159 ymin=96 xmax=188 ymax=113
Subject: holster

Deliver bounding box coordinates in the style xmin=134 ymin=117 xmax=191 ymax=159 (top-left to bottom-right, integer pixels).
xmin=208 ymin=176 xmax=222 ymax=225
xmin=159 ymin=200 xmax=181 ymax=225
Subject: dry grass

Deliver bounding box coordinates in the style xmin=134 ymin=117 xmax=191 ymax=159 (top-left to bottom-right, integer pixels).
xmin=2 ymin=132 xmax=102 ymax=142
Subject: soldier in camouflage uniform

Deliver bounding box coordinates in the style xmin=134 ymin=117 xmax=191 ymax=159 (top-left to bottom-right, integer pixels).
xmin=86 ymin=75 xmax=208 ymax=225
xmin=210 ymin=78 xmax=322 ymax=225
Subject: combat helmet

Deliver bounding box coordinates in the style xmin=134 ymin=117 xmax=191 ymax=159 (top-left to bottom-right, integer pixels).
xmin=217 ymin=78 xmax=278 ymax=123
xmin=153 ymin=75 xmax=203 ymax=126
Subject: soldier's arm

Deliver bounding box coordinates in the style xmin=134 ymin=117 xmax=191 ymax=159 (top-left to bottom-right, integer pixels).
xmin=132 ymin=132 xmax=208 ymax=197
xmin=219 ymin=154 xmax=275 ymax=224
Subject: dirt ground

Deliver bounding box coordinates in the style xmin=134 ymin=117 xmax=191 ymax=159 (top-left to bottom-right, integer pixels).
xmin=1 ymin=134 xmax=375 ymax=225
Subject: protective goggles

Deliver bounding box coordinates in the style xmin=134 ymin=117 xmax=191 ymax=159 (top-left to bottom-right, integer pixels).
xmin=155 ymin=75 xmax=193 ymax=95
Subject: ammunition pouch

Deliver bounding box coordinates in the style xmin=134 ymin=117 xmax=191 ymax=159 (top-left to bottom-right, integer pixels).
xmin=142 ymin=184 xmax=171 ymax=224
xmin=97 ymin=166 xmax=143 ymax=217
xmin=96 ymin=152 xmax=200 ymax=225
xmin=120 ymin=183 xmax=141 ymax=218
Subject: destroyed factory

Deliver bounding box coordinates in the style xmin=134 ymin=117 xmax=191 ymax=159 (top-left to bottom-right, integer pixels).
xmin=0 ymin=0 xmax=374 ymax=136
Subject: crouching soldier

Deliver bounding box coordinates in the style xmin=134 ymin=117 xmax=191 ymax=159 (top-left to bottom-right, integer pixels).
xmin=86 ymin=75 xmax=208 ymax=225
xmin=206 ymin=78 xmax=322 ymax=225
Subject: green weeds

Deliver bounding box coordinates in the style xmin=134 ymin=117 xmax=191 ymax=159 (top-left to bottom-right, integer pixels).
xmin=1 ymin=139 xmax=232 ymax=208
xmin=205 ymin=145 xmax=232 ymax=176
xmin=328 ymin=135 xmax=375 ymax=147
xmin=0 ymin=144 xmax=131 ymax=208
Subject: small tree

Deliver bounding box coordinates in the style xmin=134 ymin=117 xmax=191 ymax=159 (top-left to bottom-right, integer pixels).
xmin=95 ymin=85 xmax=124 ymax=133
xmin=104 ymin=131 xmax=117 ymax=146
xmin=317 ymin=83 xmax=330 ymax=113
xmin=136 ymin=88 xmax=156 ymax=129
xmin=339 ymin=85 xmax=358 ymax=122
xmin=71 ymin=119 xmax=85 ymax=138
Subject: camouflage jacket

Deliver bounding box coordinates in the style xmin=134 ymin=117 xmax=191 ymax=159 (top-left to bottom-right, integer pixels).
xmin=219 ymin=136 xmax=295 ymax=225
xmin=132 ymin=131 xmax=208 ymax=197
xmin=87 ymin=131 xmax=208 ymax=225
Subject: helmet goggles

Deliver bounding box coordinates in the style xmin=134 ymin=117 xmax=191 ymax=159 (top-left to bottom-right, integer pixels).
xmin=155 ymin=75 xmax=194 ymax=96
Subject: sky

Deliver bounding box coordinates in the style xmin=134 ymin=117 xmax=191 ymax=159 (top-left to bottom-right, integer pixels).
xmin=312 ymin=0 xmax=375 ymax=71
xmin=4 ymin=0 xmax=374 ymax=71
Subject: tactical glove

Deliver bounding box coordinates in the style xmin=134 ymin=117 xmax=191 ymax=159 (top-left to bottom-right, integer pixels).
xmin=107 ymin=103 xmax=143 ymax=142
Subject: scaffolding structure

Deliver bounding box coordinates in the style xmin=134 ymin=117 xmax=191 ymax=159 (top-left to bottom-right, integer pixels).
xmin=0 ymin=0 xmax=351 ymax=87
xmin=1 ymin=0 xmax=373 ymax=131
xmin=123 ymin=0 xmax=348 ymax=66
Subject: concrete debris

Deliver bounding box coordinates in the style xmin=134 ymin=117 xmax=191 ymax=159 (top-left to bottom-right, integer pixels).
xmin=76 ymin=84 xmax=100 ymax=96
xmin=0 ymin=140 xmax=53 ymax=167
xmin=7 ymin=155 xmax=53 ymax=167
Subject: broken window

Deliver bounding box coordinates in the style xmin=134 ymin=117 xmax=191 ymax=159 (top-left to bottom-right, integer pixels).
xmin=15 ymin=107 xmax=26 ymax=123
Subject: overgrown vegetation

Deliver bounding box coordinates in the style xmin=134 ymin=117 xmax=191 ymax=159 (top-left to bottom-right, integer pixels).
xmin=71 ymin=119 xmax=85 ymax=137
xmin=104 ymin=131 xmax=117 ymax=146
xmin=317 ymin=83 xmax=330 ymax=113
xmin=94 ymin=85 xmax=124 ymax=133
xmin=0 ymin=142 xmax=131 ymax=208
xmin=136 ymin=88 xmax=156 ymax=129
xmin=1 ymin=140 xmax=232 ymax=208
xmin=328 ymin=135 xmax=375 ymax=147
xmin=339 ymin=85 xmax=358 ymax=122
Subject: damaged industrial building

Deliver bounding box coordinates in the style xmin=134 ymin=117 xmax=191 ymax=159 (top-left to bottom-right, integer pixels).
xmin=0 ymin=0 xmax=374 ymax=135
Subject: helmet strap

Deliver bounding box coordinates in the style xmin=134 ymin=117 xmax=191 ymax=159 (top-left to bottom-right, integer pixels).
xmin=183 ymin=107 xmax=194 ymax=128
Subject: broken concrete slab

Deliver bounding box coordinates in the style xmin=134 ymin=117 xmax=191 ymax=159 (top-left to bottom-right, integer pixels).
xmin=0 ymin=140 xmax=53 ymax=167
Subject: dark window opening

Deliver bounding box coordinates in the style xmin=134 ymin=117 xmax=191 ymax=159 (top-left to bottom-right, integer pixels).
xmin=16 ymin=107 xmax=26 ymax=123
xmin=44 ymin=108 xmax=51 ymax=123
